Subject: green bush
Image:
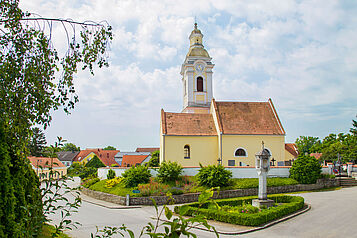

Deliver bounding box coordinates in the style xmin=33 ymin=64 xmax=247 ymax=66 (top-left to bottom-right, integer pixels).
xmin=0 ymin=122 xmax=43 ymax=237
xmin=289 ymin=154 xmax=322 ymax=184
xmin=122 ymin=166 xmax=151 ymax=188
xmin=79 ymin=167 xmax=97 ymax=180
xmin=82 ymin=178 xmax=100 ymax=188
xmin=85 ymin=155 xmax=105 ymax=168
xmin=107 ymin=169 xmax=116 ymax=180
xmin=157 ymin=161 xmax=183 ymax=183
xmin=146 ymin=150 xmax=160 ymax=167
xmin=196 ymin=164 xmax=232 ymax=188
xmin=175 ymin=195 xmax=304 ymax=226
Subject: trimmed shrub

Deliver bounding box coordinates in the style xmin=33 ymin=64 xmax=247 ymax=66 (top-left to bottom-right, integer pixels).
xmin=196 ymin=164 xmax=232 ymax=187
xmin=157 ymin=161 xmax=183 ymax=183
xmin=107 ymin=169 xmax=116 ymax=180
xmin=290 ymin=154 xmax=322 ymax=184
xmin=174 ymin=195 xmax=304 ymax=227
xmin=122 ymin=165 xmax=151 ymax=188
xmin=85 ymin=155 xmax=105 ymax=168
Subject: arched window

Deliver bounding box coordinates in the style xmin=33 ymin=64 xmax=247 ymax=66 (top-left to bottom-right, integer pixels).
xmin=234 ymin=148 xmax=247 ymax=157
xmin=196 ymin=77 xmax=203 ymax=92
xmin=184 ymin=145 xmax=190 ymax=159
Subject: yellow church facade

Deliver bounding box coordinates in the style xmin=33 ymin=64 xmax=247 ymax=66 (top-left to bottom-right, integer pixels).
xmin=160 ymin=24 xmax=290 ymax=167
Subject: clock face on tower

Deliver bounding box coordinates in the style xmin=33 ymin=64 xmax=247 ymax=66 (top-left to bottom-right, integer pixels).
xmin=195 ymin=63 xmax=204 ymax=72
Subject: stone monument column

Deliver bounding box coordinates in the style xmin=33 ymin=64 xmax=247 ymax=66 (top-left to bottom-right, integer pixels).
xmin=252 ymin=142 xmax=275 ymax=208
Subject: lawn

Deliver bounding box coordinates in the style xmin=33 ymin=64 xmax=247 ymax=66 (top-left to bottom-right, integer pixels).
xmin=86 ymin=177 xmax=299 ymax=197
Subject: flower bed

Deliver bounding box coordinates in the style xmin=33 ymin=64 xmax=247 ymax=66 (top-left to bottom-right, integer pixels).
xmin=174 ymin=195 xmax=304 ymax=226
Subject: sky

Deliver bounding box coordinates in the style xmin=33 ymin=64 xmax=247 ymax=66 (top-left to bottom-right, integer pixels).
xmin=20 ymin=0 xmax=357 ymax=151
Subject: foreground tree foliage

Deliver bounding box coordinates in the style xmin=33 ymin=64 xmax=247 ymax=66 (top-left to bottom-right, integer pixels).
xmin=0 ymin=0 xmax=112 ymax=236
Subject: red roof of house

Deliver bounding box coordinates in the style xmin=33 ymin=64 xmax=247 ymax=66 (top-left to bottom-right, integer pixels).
xmin=161 ymin=110 xmax=217 ymax=136
xmin=310 ymin=153 xmax=323 ymax=160
xmin=135 ymin=148 xmax=159 ymax=153
xmin=73 ymin=149 xmax=120 ymax=166
xmin=161 ymin=99 xmax=285 ymax=136
xmin=213 ymin=99 xmax=285 ymax=135
xmin=29 ymin=157 xmax=66 ymax=168
xmin=285 ymin=143 xmax=298 ymax=157
xmin=121 ymin=155 xmax=149 ymax=167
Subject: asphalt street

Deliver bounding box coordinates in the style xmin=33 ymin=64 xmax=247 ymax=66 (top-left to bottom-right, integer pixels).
xmin=51 ymin=179 xmax=357 ymax=238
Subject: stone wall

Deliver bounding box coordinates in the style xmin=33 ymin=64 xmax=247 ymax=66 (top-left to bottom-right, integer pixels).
xmin=81 ymin=178 xmax=338 ymax=206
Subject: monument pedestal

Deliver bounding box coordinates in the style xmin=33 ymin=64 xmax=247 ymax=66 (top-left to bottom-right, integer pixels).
xmin=252 ymin=199 xmax=274 ymax=208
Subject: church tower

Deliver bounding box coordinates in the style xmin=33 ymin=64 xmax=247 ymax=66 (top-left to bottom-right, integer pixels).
xmin=180 ymin=23 xmax=214 ymax=113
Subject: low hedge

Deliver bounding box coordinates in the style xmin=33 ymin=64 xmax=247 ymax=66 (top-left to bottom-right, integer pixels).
xmin=174 ymin=195 xmax=304 ymax=226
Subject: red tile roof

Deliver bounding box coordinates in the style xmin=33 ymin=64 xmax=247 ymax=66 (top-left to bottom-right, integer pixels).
xmin=214 ymin=99 xmax=285 ymax=135
xmin=121 ymin=155 xmax=149 ymax=167
xmin=29 ymin=157 xmax=66 ymax=168
xmin=73 ymin=149 xmax=120 ymax=166
xmin=285 ymin=143 xmax=298 ymax=157
xmin=161 ymin=99 xmax=285 ymax=136
xmin=310 ymin=153 xmax=323 ymax=160
xmin=135 ymin=148 xmax=159 ymax=153
xmin=161 ymin=110 xmax=217 ymax=136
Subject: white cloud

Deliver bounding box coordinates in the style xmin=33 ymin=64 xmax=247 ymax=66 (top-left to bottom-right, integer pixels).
xmin=19 ymin=0 xmax=357 ymax=148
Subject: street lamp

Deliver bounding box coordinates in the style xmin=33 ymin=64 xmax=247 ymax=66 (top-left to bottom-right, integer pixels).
xmin=252 ymin=142 xmax=274 ymax=208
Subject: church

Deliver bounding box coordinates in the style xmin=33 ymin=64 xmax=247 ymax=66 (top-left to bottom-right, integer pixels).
xmin=160 ymin=24 xmax=295 ymax=167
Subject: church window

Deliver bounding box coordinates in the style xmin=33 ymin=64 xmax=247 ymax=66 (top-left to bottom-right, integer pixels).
xmin=197 ymin=77 xmax=203 ymax=92
xmin=234 ymin=148 xmax=247 ymax=157
xmin=228 ymin=160 xmax=235 ymax=166
xmin=184 ymin=145 xmax=190 ymax=159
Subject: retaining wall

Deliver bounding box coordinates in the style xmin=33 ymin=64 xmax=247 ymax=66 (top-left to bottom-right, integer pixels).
xmin=81 ymin=178 xmax=338 ymax=206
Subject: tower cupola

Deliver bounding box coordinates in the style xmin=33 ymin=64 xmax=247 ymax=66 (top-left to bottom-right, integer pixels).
xmin=180 ymin=23 xmax=214 ymax=113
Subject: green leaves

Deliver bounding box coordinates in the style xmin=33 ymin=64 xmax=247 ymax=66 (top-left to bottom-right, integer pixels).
xmin=122 ymin=165 xmax=151 ymax=187
xmin=157 ymin=161 xmax=183 ymax=183
xmin=196 ymin=164 xmax=232 ymax=188
xmin=289 ymin=154 xmax=322 ymax=184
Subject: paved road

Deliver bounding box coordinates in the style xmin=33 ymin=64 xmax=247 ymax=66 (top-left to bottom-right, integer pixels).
xmin=52 ymin=180 xmax=357 ymax=238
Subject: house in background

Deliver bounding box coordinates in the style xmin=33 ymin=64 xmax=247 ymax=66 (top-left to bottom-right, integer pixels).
xmin=56 ymin=151 xmax=79 ymax=167
xmin=284 ymin=143 xmax=299 ymax=166
xmin=73 ymin=149 xmax=120 ymax=167
xmin=114 ymin=151 xmax=151 ymax=166
xmin=121 ymin=154 xmax=151 ymax=167
xmin=135 ymin=147 xmax=159 ymax=153
xmin=29 ymin=156 xmax=67 ymax=181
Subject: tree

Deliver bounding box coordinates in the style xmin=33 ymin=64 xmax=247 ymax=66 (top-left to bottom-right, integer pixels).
xmin=147 ymin=150 xmax=159 ymax=167
xmin=289 ymin=154 xmax=322 ymax=184
xmin=28 ymin=127 xmax=47 ymax=156
xmin=61 ymin=143 xmax=80 ymax=152
xmin=103 ymin=145 xmax=116 ymax=150
xmin=295 ymin=136 xmax=321 ymax=154
xmin=0 ymin=0 xmax=112 ymax=236
xmin=350 ymin=115 xmax=357 ymax=136
xmin=85 ymin=155 xmax=105 ymax=168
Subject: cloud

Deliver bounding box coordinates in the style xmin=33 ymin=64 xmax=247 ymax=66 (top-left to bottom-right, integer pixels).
xmin=19 ymin=0 xmax=357 ymax=148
